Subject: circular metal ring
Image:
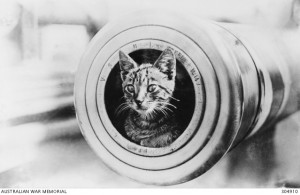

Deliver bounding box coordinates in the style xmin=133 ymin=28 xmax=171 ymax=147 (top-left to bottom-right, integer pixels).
xmin=84 ymin=25 xmax=217 ymax=170
xmin=96 ymin=39 xmax=205 ymax=157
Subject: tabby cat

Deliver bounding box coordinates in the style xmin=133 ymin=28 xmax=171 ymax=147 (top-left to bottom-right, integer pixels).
xmin=118 ymin=48 xmax=180 ymax=148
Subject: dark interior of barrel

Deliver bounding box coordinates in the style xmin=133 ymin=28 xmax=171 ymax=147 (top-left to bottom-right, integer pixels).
xmin=104 ymin=49 xmax=195 ymax=145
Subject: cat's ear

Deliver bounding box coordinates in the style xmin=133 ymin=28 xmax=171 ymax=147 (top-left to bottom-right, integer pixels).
xmin=119 ymin=50 xmax=138 ymax=81
xmin=154 ymin=48 xmax=176 ymax=80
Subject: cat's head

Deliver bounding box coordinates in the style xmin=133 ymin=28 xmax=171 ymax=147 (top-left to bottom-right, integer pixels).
xmin=119 ymin=48 xmax=176 ymax=118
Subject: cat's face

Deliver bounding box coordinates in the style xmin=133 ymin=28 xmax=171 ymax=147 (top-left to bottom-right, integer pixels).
xmin=119 ymin=48 xmax=176 ymax=118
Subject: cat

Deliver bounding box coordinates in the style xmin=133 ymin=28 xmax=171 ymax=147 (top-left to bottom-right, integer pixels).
xmin=118 ymin=48 xmax=180 ymax=148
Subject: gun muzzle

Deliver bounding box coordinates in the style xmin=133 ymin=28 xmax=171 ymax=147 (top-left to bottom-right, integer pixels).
xmin=74 ymin=12 xmax=300 ymax=185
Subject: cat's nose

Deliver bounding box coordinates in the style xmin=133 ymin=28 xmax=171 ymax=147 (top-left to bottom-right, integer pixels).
xmin=135 ymin=99 xmax=143 ymax=107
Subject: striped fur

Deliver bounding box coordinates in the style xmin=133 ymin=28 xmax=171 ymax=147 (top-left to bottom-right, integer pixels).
xmin=118 ymin=48 xmax=180 ymax=147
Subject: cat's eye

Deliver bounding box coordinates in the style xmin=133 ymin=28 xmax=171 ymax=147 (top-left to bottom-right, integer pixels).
xmin=147 ymin=84 xmax=158 ymax=93
xmin=125 ymin=85 xmax=135 ymax=93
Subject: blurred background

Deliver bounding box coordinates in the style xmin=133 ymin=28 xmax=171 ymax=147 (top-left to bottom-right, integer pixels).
xmin=0 ymin=0 xmax=300 ymax=188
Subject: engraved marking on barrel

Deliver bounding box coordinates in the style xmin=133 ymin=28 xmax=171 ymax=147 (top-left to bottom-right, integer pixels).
xmin=190 ymin=68 xmax=202 ymax=85
xmin=132 ymin=44 xmax=137 ymax=49
xmin=174 ymin=50 xmax=187 ymax=64
xmin=234 ymin=39 xmax=240 ymax=46
xmin=185 ymin=63 xmax=192 ymax=68
xmin=153 ymin=43 xmax=163 ymax=50
xmin=107 ymin=63 xmax=113 ymax=68
xmin=100 ymin=77 xmax=106 ymax=81
xmin=127 ymin=145 xmax=137 ymax=152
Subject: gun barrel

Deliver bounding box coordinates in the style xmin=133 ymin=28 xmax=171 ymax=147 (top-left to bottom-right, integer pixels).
xmin=74 ymin=12 xmax=300 ymax=185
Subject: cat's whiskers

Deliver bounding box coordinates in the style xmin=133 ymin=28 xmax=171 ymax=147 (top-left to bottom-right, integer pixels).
xmin=161 ymin=102 xmax=177 ymax=109
xmin=115 ymin=102 xmax=128 ymax=114
xmin=117 ymin=105 xmax=131 ymax=116
xmin=161 ymin=109 xmax=170 ymax=118
xmin=162 ymin=106 xmax=174 ymax=113
xmin=115 ymin=103 xmax=131 ymax=116
xmin=145 ymin=107 xmax=159 ymax=120
xmin=119 ymin=96 xmax=126 ymax=101
xmin=169 ymin=96 xmax=180 ymax=102
xmin=147 ymin=111 xmax=155 ymax=121
xmin=152 ymin=109 xmax=159 ymax=117
xmin=155 ymin=107 xmax=169 ymax=119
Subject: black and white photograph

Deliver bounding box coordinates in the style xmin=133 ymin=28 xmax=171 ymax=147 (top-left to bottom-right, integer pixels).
xmin=0 ymin=0 xmax=300 ymax=192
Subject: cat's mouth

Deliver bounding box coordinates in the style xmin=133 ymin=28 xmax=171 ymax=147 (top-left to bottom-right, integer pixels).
xmin=133 ymin=105 xmax=152 ymax=115
xmin=135 ymin=106 xmax=148 ymax=112
xmin=130 ymin=101 xmax=161 ymax=117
